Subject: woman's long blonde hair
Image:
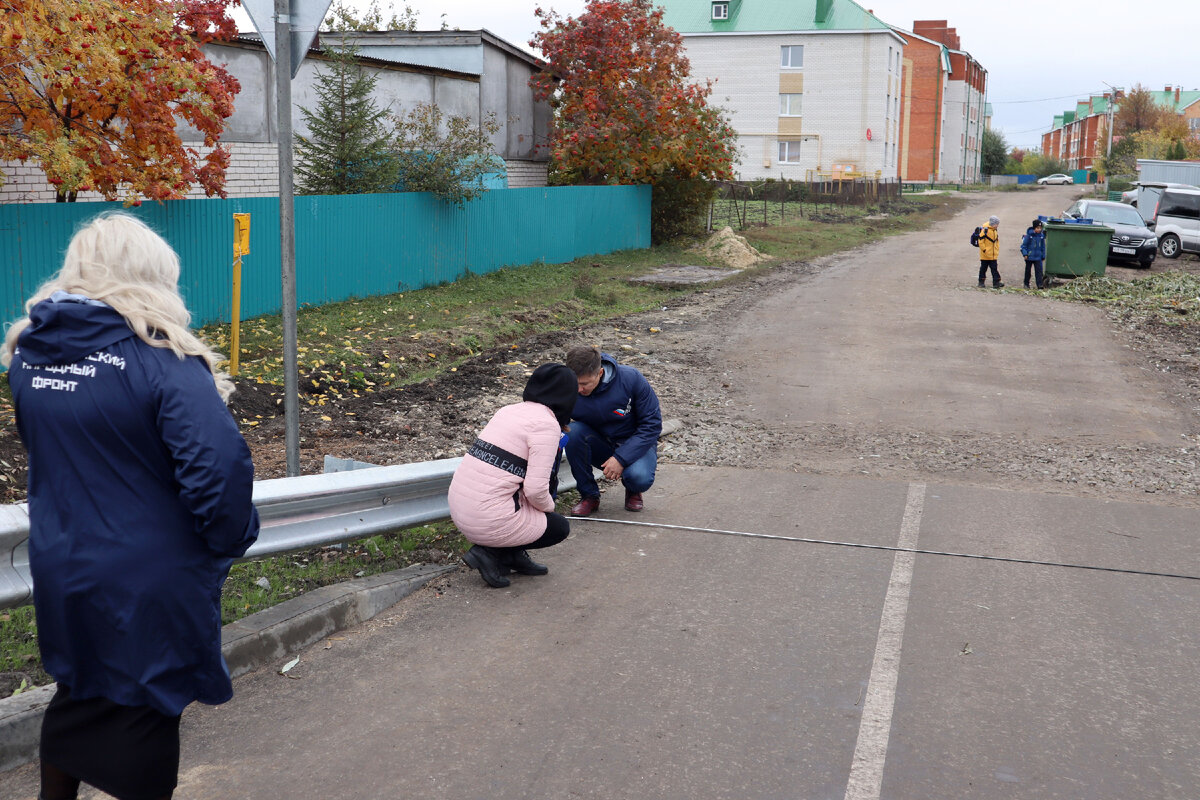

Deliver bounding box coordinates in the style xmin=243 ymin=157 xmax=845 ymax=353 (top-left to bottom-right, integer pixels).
xmin=2 ymin=212 xmax=233 ymax=401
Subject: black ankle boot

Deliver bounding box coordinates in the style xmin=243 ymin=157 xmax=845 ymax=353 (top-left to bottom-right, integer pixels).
xmin=503 ymin=549 xmax=549 ymax=576
xmin=463 ymin=545 xmax=510 ymax=588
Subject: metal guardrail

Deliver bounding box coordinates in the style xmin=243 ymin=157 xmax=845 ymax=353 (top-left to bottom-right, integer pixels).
xmin=0 ymin=458 xmax=580 ymax=610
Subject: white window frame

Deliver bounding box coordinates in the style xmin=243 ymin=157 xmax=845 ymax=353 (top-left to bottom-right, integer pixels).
xmin=780 ymin=45 xmax=804 ymax=69
xmin=779 ymin=141 xmax=802 ymax=163
xmin=711 ymin=2 xmax=728 ymax=20
xmin=779 ymin=93 xmax=803 ymax=117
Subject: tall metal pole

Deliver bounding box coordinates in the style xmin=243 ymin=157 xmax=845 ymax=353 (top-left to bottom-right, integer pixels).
xmin=275 ymin=0 xmax=301 ymax=477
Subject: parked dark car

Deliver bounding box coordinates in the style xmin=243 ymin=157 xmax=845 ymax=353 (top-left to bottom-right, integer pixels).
xmin=1063 ymin=199 xmax=1158 ymax=268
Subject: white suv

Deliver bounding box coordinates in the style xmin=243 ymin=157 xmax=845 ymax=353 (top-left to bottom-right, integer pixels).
xmin=1151 ymin=188 xmax=1200 ymax=259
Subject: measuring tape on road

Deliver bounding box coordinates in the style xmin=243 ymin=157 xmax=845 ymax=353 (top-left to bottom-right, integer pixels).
xmin=575 ymin=517 xmax=1200 ymax=583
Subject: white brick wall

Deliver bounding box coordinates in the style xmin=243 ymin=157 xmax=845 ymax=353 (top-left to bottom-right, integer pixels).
xmin=504 ymin=160 xmax=549 ymax=188
xmin=682 ymin=31 xmax=902 ymax=181
xmin=0 ymin=142 xmax=282 ymax=204
xmin=0 ymin=143 xmax=550 ymax=203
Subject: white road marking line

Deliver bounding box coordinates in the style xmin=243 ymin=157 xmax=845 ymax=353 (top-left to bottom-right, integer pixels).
xmin=843 ymin=482 xmax=926 ymax=800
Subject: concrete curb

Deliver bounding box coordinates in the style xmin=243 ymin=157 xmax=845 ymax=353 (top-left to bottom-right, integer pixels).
xmin=0 ymin=561 xmax=456 ymax=772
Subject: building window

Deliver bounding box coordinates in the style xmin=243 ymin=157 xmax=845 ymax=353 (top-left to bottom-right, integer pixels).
xmin=781 ymin=45 xmax=803 ymax=69
xmin=779 ymin=141 xmax=802 ymax=163
xmin=779 ymin=93 xmax=803 ymax=116
xmin=711 ymin=2 xmax=728 ymax=20
xmin=1189 ymin=118 xmax=1200 ymax=131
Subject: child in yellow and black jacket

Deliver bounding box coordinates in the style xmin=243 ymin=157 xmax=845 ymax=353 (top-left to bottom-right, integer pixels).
xmin=977 ymin=215 xmax=1003 ymax=288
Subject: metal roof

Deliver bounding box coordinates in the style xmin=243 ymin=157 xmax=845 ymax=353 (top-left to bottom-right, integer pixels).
xmin=660 ymin=0 xmax=895 ymax=34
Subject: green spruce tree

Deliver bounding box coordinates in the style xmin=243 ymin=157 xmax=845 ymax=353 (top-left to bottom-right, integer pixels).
xmin=295 ymin=47 xmax=398 ymax=195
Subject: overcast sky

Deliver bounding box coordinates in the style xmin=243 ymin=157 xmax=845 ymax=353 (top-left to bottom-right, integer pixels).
xmin=241 ymin=0 xmax=1200 ymax=150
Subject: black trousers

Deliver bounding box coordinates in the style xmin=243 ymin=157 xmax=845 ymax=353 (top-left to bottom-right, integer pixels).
xmin=978 ymin=260 xmax=1001 ymax=285
xmin=1024 ymin=259 xmax=1045 ymax=288
xmin=500 ymin=511 xmax=570 ymax=553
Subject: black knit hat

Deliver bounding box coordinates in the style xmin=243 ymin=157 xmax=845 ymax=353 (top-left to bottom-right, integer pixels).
xmin=523 ymin=363 xmax=578 ymax=427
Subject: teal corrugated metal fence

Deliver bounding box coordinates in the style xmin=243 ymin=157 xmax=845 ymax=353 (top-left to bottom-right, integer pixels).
xmin=0 ymin=185 xmax=651 ymax=327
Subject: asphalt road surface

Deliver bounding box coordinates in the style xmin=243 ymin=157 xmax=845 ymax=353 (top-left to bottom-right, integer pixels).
xmin=5 ymin=187 xmax=1199 ymax=799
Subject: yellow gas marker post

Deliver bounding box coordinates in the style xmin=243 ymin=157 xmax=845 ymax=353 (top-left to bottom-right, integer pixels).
xmin=231 ymin=213 xmax=250 ymax=376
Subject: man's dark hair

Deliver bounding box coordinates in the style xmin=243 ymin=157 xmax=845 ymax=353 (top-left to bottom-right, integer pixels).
xmin=565 ymin=345 xmax=602 ymax=377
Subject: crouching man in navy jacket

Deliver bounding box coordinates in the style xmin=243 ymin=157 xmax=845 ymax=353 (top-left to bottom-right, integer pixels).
xmin=564 ymin=345 xmax=662 ymax=516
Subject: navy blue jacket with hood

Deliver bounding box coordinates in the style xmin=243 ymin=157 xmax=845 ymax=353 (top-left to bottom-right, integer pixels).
xmin=1021 ymin=227 xmax=1047 ymax=261
xmin=8 ymin=294 xmax=260 ymax=717
xmin=570 ymin=352 xmax=662 ymax=467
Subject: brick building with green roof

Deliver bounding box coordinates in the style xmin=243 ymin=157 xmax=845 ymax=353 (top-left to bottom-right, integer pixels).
xmin=1042 ymin=86 xmax=1200 ymax=172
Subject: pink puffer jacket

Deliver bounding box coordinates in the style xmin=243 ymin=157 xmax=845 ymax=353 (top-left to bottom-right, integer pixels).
xmin=448 ymin=401 xmax=561 ymax=547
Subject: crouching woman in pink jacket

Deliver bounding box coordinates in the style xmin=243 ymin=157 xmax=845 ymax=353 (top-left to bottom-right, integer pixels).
xmin=449 ymin=363 xmax=578 ymax=588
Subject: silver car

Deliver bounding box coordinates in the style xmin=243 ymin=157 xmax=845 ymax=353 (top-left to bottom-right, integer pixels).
xmin=1038 ymin=173 xmax=1074 ymax=185
xmin=1151 ymin=188 xmax=1200 ymax=259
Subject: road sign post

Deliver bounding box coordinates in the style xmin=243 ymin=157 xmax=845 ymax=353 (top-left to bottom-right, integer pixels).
xmin=241 ymin=0 xmax=331 ymax=476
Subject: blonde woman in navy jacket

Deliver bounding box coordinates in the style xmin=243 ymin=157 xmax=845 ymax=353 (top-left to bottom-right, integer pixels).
xmin=4 ymin=213 xmax=259 ymax=800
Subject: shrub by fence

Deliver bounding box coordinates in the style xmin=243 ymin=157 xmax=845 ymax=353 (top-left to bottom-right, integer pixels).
xmin=0 ymin=185 xmax=651 ymax=327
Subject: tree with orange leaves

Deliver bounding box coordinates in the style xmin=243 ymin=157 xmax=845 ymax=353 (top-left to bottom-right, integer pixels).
xmin=531 ymin=0 xmax=736 ymax=241
xmin=0 ymin=0 xmax=240 ymax=202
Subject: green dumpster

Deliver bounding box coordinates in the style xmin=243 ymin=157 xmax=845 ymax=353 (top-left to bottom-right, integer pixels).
xmin=1044 ymin=221 xmax=1113 ymax=278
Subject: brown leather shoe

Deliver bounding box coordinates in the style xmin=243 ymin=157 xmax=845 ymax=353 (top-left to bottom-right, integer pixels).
xmin=570 ymin=496 xmax=600 ymax=517
xmin=624 ymin=491 xmax=644 ymax=512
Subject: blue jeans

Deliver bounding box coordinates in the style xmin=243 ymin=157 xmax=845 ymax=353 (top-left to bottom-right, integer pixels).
xmin=565 ymin=420 xmax=657 ymax=499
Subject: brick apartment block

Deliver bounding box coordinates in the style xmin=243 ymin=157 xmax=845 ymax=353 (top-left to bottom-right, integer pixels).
xmin=891 ymin=20 xmax=987 ymax=184
xmin=661 ymin=1 xmax=986 ymax=183
xmin=1042 ymin=86 xmax=1200 ymax=172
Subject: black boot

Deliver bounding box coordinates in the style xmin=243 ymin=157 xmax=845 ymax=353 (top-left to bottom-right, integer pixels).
xmin=502 ymin=549 xmax=549 ymax=576
xmin=463 ymin=545 xmax=510 ymax=588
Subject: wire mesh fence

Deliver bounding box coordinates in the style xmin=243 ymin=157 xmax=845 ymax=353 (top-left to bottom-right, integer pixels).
xmin=707 ymin=178 xmax=901 ymax=231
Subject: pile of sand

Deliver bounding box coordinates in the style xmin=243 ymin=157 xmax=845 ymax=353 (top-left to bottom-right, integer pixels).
xmin=699 ymin=226 xmax=770 ymax=269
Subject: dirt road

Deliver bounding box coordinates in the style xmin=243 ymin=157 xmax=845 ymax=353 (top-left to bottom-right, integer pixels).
xmin=718 ymin=186 xmax=1200 ymax=492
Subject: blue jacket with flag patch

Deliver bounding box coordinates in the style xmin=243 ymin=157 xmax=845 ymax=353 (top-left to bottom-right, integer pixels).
xmin=8 ymin=294 xmax=259 ymax=717
xmin=570 ymin=352 xmax=662 ymax=467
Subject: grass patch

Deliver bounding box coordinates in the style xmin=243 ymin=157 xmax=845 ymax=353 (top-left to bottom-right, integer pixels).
xmin=221 ymin=520 xmax=465 ymax=624
xmin=201 ymin=244 xmax=713 ymax=406
xmin=0 ymin=605 xmax=47 ymax=695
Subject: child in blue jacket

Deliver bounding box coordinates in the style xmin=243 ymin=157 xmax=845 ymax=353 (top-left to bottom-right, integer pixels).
xmin=1021 ymin=219 xmax=1047 ymax=289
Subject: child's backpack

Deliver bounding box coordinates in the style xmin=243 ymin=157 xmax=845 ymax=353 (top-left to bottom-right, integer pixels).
xmin=969 ymin=226 xmax=982 ymax=247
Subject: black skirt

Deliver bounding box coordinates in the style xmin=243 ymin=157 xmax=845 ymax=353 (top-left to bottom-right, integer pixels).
xmin=40 ymin=684 xmax=181 ymax=800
